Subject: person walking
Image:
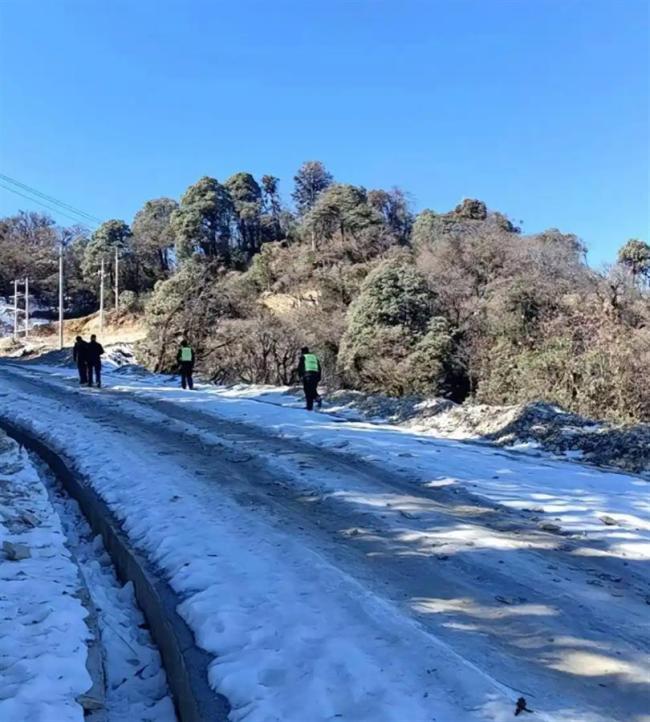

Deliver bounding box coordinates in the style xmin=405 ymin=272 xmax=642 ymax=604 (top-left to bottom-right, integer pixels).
xmin=86 ymin=334 xmax=104 ymax=388
xmin=72 ymin=336 xmax=89 ymax=385
xmin=298 ymin=346 xmax=322 ymax=411
xmin=177 ymin=339 xmax=195 ymax=390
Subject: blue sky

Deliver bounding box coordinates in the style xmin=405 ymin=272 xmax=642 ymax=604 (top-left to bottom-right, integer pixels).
xmin=0 ymin=0 xmax=647 ymax=266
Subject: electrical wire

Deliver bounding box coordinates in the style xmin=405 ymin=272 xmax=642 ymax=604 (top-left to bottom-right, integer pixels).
xmin=0 ymin=180 xmax=97 ymax=230
xmin=0 ymin=172 xmax=101 ymax=223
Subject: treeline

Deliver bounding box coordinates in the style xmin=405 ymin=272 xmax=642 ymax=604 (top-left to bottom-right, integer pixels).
xmin=1 ymin=161 xmax=649 ymax=422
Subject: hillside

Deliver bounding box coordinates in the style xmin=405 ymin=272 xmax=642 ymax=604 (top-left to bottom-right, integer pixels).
xmin=1 ymin=164 xmax=649 ymax=424
xmin=0 ymin=309 xmax=146 ymax=356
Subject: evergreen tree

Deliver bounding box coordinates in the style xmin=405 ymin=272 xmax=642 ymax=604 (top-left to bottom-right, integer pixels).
xmin=82 ymin=219 xmax=132 ymax=291
xmin=292 ymin=161 xmax=333 ymax=215
xmin=132 ymin=197 xmax=178 ymax=279
xmin=224 ymin=172 xmax=263 ymax=257
xmin=171 ymin=177 xmax=234 ymax=261
xmin=618 ymin=239 xmax=650 ymax=284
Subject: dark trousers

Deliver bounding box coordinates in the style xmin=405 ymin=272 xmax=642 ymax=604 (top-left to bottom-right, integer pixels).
xmin=303 ymin=373 xmax=320 ymax=411
xmin=88 ymin=361 xmax=101 ymax=387
xmin=180 ymin=362 xmax=194 ymax=390
xmin=77 ymin=362 xmax=87 ymax=385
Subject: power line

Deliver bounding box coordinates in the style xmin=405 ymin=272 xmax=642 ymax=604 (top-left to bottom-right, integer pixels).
xmin=0 ymin=172 xmax=102 ymax=223
xmin=0 ymin=180 xmax=97 ymax=229
xmin=0 ymin=180 xmax=95 ymax=227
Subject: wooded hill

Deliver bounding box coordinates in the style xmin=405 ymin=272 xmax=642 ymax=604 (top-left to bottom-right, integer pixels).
xmin=1 ymin=161 xmax=649 ymax=423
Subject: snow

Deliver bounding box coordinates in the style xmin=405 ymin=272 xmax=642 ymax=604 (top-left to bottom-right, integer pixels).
xmin=0 ymin=432 xmax=91 ymax=722
xmin=0 ymin=420 xmax=176 ymax=722
xmin=46 ymin=468 xmax=177 ymax=722
xmin=99 ymin=373 xmax=650 ymax=562
xmin=8 ymin=352 xmax=650 ymax=563
xmin=0 ymin=297 xmax=51 ymax=338
xmin=1 ymin=360 xmax=649 ymax=721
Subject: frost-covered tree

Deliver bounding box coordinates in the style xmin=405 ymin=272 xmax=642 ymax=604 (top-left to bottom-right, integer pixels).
xmin=338 ymin=258 xmax=455 ymax=394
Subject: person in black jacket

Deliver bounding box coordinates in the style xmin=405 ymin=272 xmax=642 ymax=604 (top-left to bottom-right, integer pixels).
xmin=72 ymin=336 xmax=88 ymax=385
xmin=86 ymin=334 xmax=104 ymax=388
xmin=177 ymin=339 xmax=195 ymax=390
xmin=297 ymin=346 xmax=322 ymax=411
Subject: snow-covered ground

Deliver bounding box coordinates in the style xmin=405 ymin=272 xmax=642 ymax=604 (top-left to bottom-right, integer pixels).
xmin=0 ymin=297 xmax=51 ymax=337
xmin=0 ymin=358 xmax=649 ymax=722
xmin=0 ymin=425 xmax=176 ymax=722
xmin=44 ymin=464 xmax=177 ymax=722
xmin=0 ymin=432 xmax=92 ymax=721
xmin=21 ymin=359 xmax=650 ymax=561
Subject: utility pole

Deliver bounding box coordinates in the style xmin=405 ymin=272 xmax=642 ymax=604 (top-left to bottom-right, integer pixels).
xmin=99 ymin=257 xmax=105 ymax=332
xmin=114 ymin=245 xmax=119 ymax=313
xmin=13 ymin=280 xmax=18 ymax=339
xmin=24 ymin=277 xmax=29 ymax=338
xmin=58 ymin=242 xmax=64 ymax=350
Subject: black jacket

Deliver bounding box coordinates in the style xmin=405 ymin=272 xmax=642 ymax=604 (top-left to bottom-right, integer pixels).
xmin=86 ymin=341 xmax=104 ymax=364
xmin=73 ymin=340 xmax=88 ymax=364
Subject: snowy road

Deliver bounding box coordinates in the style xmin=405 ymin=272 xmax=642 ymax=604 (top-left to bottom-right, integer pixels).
xmin=0 ymin=362 xmax=648 ymax=722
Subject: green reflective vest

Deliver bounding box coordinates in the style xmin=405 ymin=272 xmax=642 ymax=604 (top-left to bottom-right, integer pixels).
xmin=181 ymin=347 xmax=193 ymax=362
xmin=303 ymin=353 xmax=319 ymax=372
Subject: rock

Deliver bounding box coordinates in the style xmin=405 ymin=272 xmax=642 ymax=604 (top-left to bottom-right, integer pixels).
xmin=600 ymin=515 xmax=618 ymax=526
xmin=21 ymin=512 xmax=39 ymax=528
xmin=540 ymin=523 xmax=562 ymax=533
xmin=2 ymin=541 xmax=31 ymax=561
xmin=76 ymin=693 xmax=104 ymax=712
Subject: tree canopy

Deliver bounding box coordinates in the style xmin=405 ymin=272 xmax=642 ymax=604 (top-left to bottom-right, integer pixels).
xmin=1 ymin=162 xmax=647 ymax=424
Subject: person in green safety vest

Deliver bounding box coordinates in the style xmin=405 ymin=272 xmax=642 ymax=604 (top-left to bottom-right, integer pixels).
xmin=298 ymin=346 xmax=322 ymax=411
xmin=176 ymin=338 xmax=195 ymax=390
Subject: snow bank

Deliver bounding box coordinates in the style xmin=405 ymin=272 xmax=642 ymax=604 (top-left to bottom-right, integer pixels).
xmin=0 ymin=432 xmax=91 ymax=721
xmin=308 ymin=391 xmax=650 ymax=477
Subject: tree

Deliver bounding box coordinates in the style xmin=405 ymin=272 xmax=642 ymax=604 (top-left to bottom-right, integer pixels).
xmin=618 ymin=239 xmax=650 ymax=285
xmin=82 ymin=219 xmax=132 ymax=293
xmin=303 ymin=184 xmax=382 ymax=253
xmin=402 ymin=317 xmax=456 ymax=395
xmin=411 ymin=210 xmax=439 ymax=250
xmin=171 ymin=177 xmax=234 ymax=262
xmin=261 ymin=175 xmax=282 ymax=218
xmin=260 ymin=175 xmax=285 ymax=243
xmin=292 ymin=161 xmax=333 ymax=216
xmin=132 ymin=198 xmax=178 ymax=281
xmin=224 ymin=172 xmax=262 ymax=258
xmin=367 ymin=188 xmax=413 ymax=244
xmin=453 ymin=198 xmax=487 ymax=220
xmin=338 ymin=258 xmax=446 ymax=393
xmin=0 ymin=211 xmax=59 ymax=298
xmin=62 ymin=227 xmax=96 ymax=314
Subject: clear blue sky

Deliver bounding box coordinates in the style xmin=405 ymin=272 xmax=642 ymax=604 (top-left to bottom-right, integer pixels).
xmin=0 ymin=0 xmax=648 ymax=265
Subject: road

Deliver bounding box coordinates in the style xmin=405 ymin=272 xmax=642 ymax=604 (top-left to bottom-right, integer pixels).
xmin=0 ymin=362 xmax=648 ymax=722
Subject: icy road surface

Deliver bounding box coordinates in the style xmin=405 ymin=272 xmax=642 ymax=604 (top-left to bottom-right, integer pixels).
xmin=0 ymin=361 xmax=648 ymax=722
